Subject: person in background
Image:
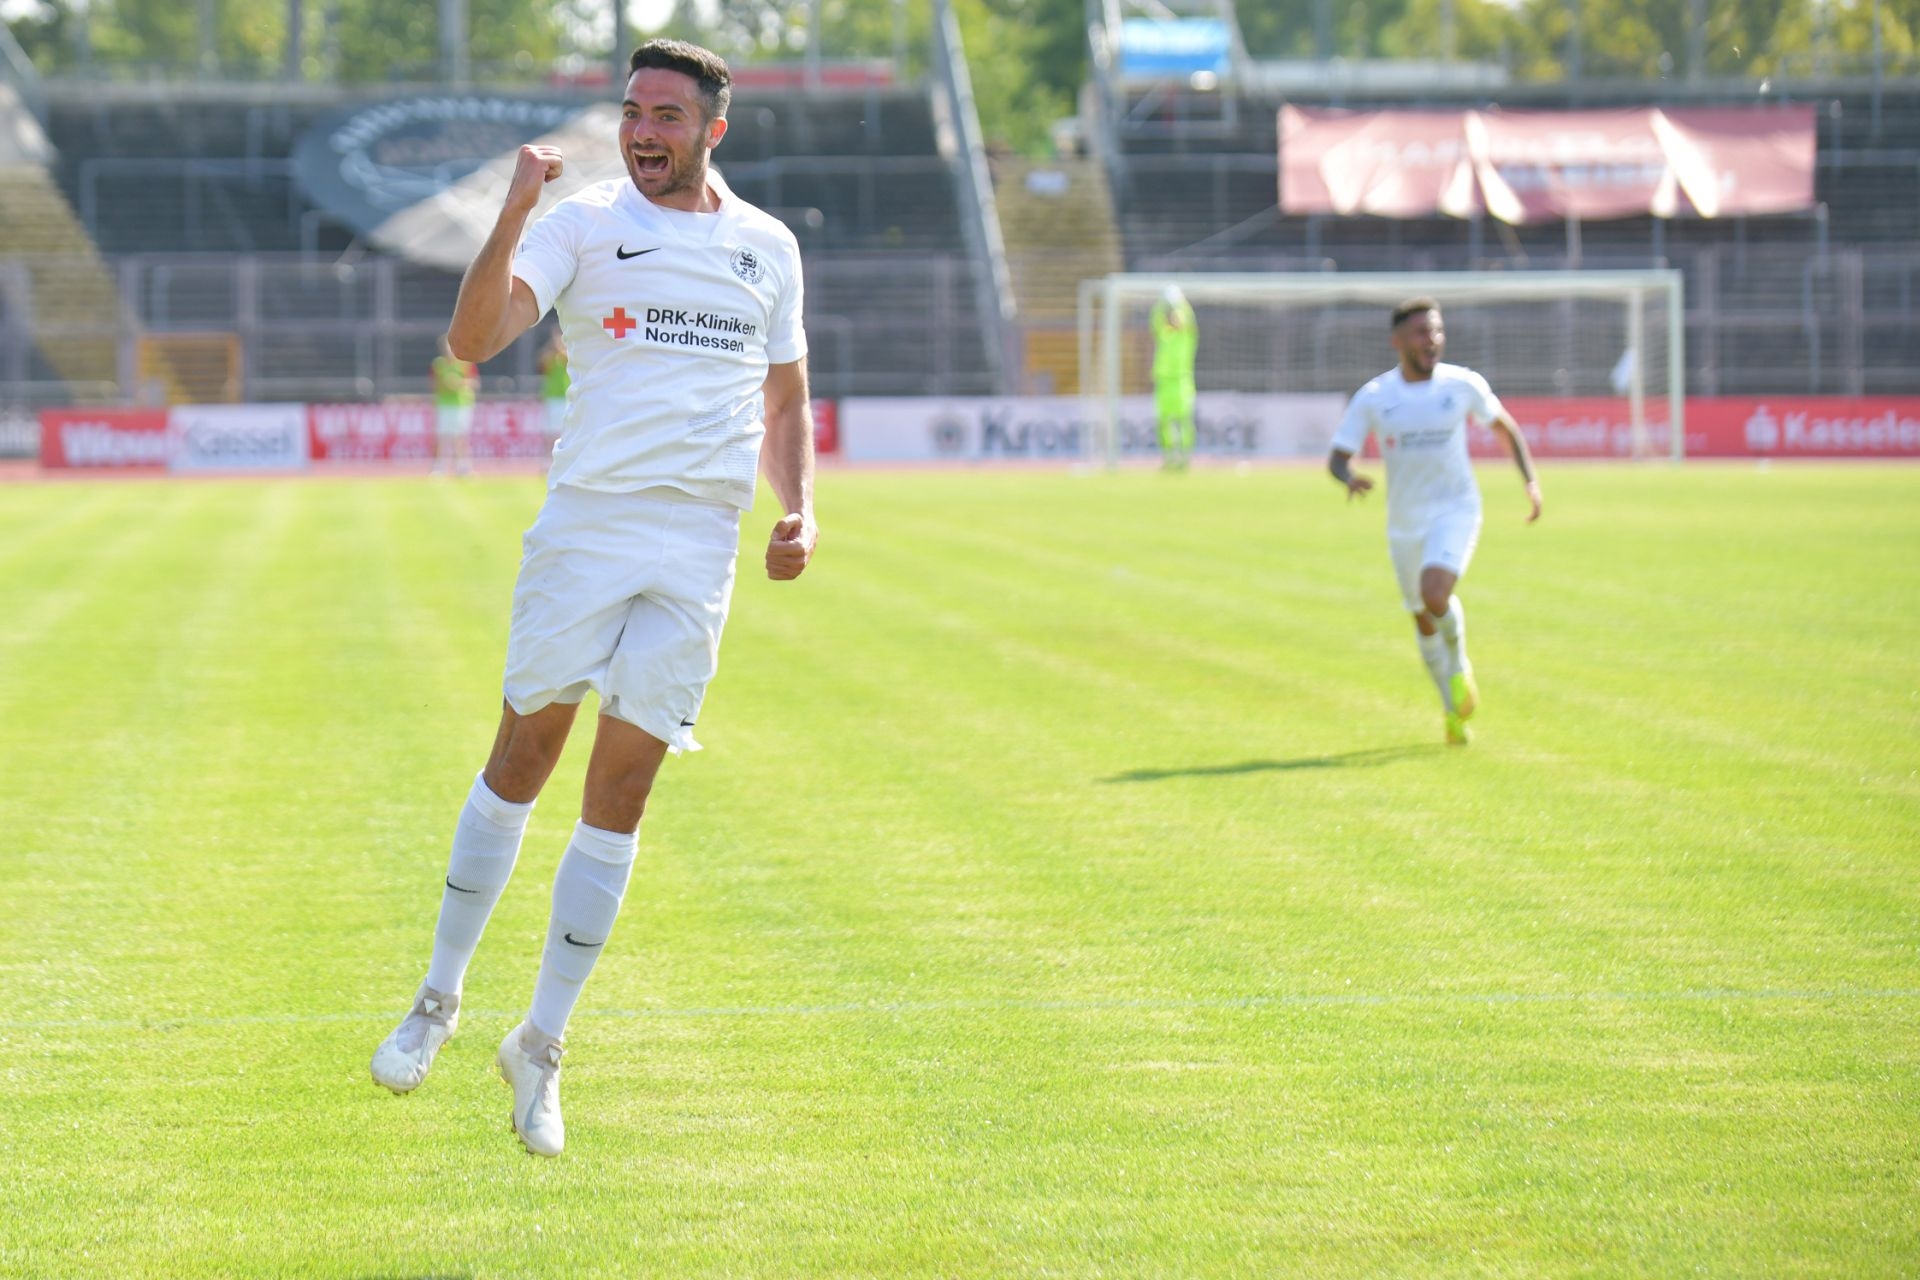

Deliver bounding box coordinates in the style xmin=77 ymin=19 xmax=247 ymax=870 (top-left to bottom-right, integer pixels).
xmin=431 ymin=335 xmax=478 ymax=475
xmin=1150 ymin=286 xmax=1198 ymax=470
xmin=1326 ymin=297 xmax=1542 ymax=746
xmin=539 ymin=328 xmax=570 ymax=449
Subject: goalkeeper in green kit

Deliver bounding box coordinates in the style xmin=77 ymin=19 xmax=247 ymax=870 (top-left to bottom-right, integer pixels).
xmin=1151 ymin=286 xmax=1197 ymax=469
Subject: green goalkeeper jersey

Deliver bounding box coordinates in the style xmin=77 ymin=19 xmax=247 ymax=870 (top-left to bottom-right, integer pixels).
xmin=432 ymin=356 xmax=477 ymax=408
xmin=1151 ymin=301 xmax=1198 ymax=386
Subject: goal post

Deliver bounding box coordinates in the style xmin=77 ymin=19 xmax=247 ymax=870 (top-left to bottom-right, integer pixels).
xmin=1077 ymin=269 xmax=1687 ymax=463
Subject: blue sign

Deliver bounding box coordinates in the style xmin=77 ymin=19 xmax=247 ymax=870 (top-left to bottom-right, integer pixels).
xmin=1118 ymin=19 xmax=1231 ymax=79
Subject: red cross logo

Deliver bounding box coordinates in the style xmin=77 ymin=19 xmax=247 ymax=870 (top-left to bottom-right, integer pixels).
xmin=602 ymin=307 xmax=636 ymax=339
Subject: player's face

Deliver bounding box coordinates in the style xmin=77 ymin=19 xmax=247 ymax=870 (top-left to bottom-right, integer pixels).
xmin=1393 ymin=309 xmax=1444 ymax=379
xmin=620 ymin=68 xmax=728 ymax=209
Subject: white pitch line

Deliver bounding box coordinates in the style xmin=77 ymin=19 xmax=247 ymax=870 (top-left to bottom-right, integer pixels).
xmin=4 ymin=987 xmax=1918 ymax=1034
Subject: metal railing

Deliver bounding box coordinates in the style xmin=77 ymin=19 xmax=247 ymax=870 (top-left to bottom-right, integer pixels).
xmin=0 ymin=249 xmax=997 ymax=409
xmin=930 ymin=0 xmax=1017 ymax=393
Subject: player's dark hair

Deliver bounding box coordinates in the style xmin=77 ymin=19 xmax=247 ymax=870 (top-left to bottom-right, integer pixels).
xmin=628 ymin=39 xmax=732 ymax=123
xmin=1391 ymin=297 xmax=1440 ymax=329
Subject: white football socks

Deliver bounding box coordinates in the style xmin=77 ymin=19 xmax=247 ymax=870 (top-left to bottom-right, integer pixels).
xmin=1417 ymin=627 xmax=1454 ymax=711
xmin=528 ymin=821 xmax=638 ymax=1042
xmin=1436 ymin=595 xmax=1470 ymax=675
xmin=424 ymin=774 xmax=534 ymax=995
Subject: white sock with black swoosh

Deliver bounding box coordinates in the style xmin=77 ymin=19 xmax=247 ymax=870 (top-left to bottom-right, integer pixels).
xmin=424 ymin=774 xmax=534 ymax=995
xmin=528 ymin=821 xmax=638 ymax=1041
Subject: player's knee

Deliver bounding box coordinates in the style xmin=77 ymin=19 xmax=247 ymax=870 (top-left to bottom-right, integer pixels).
xmin=1419 ymin=572 xmax=1454 ymax=619
xmin=582 ymin=771 xmax=653 ymax=833
xmin=486 ymin=716 xmax=572 ymax=802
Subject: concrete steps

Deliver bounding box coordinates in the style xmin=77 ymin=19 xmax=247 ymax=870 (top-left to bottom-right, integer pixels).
xmin=993 ymin=156 xmax=1123 ymax=392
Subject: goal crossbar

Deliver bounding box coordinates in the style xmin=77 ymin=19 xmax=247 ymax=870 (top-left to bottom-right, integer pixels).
xmin=1077 ymin=269 xmax=1687 ymax=462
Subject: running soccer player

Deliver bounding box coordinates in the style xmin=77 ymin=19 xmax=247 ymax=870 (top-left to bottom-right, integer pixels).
xmin=430 ymin=336 xmax=477 ymax=475
xmin=369 ymin=39 xmax=817 ymax=1157
xmin=1327 ymin=297 xmax=1541 ymax=745
xmin=1150 ymin=286 xmax=1197 ymax=469
xmin=538 ymin=327 xmax=569 ymax=446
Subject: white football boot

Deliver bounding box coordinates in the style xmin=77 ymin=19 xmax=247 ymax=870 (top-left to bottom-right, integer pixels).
xmin=370 ymin=985 xmax=460 ymax=1093
xmin=498 ymin=1021 xmax=566 ymax=1157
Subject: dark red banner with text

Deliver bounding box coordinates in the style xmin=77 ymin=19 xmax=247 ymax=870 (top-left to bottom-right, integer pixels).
xmin=307 ymin=401 xmax=556 ymax=463
xmin=39 ymin=409 xmax=172 ymax=470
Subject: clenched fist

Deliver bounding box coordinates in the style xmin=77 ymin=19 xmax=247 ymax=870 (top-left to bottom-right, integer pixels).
xmin=506 ymin=145 xmax=564 ymax=213
xmin=765 ymin=512 xmax=817 ymax=581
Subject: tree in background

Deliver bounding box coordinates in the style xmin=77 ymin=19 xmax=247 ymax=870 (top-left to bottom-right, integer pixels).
xmin=7 ymin=0 xmax=1913 ymax=102
xmin=1236 ymin=0 xmax=1538 ymax=64
xmin=655 ymin=0 xmax=1081 ymax=154
xmin=3 ymin=0 xmax=589 ymax=80
xmin=1513 ymin=0 xmax=1919 ymax=79
xmin=5 ymin=0 xmax=75 ymax=70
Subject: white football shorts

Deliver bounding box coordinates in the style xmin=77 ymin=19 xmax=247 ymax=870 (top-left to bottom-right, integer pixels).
xmin=436 ymin=404 xmax=474 ymax=438
xmin=501 ymin=484 xmax=741 ymax=753
xmin=1388 ymin=509 xmax=1483 ymax=613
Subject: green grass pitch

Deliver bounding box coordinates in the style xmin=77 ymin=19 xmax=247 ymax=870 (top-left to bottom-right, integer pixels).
xmin=1 ymin=463 xmax=1915 ymax=1277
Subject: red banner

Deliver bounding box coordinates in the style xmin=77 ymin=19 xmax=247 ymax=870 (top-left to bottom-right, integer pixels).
xmin=311 ymin=399 xmax=841 ymax=461
xmin=1364 ymin=396 xmax=1920 ymax=459
xmin=307 ymin=401 xmax=556 ymax=463
xmin=812 ymin=398 xmax=839 ymax=455
xmin=39 ymin=409 xmax=171 ymax=470
xmin=1687 ymin=397 xmax=1920 ymax=458
xmin=1475 ymin=396 xmax=1673 ymax=458
xmin=1280 ymin=105 xmax=1816 ymax=224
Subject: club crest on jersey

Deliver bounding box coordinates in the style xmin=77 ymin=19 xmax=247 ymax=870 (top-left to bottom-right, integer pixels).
xmin=729 ymin=246 xmax=765 ymax=284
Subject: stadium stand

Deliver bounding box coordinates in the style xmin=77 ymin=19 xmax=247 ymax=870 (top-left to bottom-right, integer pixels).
xmin=1102 ymin=82 xmax=1920 ymax=394
xmin=15 ymin=80 xmax=993 ymax=401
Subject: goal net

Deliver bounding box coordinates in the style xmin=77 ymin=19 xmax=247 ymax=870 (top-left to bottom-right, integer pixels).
xmin=1076 ymin=270 xmax=1686 ymax=462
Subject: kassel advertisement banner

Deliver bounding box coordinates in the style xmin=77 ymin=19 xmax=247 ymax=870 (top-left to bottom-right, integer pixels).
xmin=839 ymin=394 xmax=1350 ymax=463
xmin=1477 ymin=397 xmax=1920 ymax=459
xmin=170 ymin=404 xmax=310 ymax=473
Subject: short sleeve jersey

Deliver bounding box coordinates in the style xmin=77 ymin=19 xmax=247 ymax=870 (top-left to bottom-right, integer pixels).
xmin=511 ymin=171 xmax=806 ymax=509
xmin=1330 ymin=363 xmax=1504 ymax=535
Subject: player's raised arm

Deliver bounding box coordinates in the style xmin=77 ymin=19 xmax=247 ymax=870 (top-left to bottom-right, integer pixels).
xmin=761 ymin=357 xmax=818 ymax=580
xmin=1488 ymin=412 xmax=1542 ymax=522
xmin=447 ymin=144 xmax=562 ymax=362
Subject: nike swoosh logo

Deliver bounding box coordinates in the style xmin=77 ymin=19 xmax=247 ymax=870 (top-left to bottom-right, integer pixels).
xmin=616 ymin=246 xmax=659 ymax=260
xmin=679 ymin=718 xmax=696 ymax=727
xmin=563 ymin=933 xmax=604 ymax=948
xmin=446 ymin=877 xmax=478 ymax=894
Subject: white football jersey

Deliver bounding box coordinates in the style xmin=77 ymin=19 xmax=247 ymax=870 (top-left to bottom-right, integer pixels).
xmin=512 ymin=170 xmax=806 ymax=509
xmin=1331 ymin=363 xmax=1504 ymax=535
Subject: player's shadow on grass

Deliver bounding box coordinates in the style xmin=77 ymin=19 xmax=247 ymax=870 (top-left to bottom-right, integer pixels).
xmin=1104 ymin=744 xmax=1442 ymax=783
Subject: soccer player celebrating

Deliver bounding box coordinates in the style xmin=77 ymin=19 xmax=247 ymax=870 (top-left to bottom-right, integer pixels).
xmin=1150 ymin=285 xmax=1197 ymax=469
xmin=1327 ymin=297 xmax=1541 ymax=745
xmin=369 ymin=39 xmax=817 ymax=1157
